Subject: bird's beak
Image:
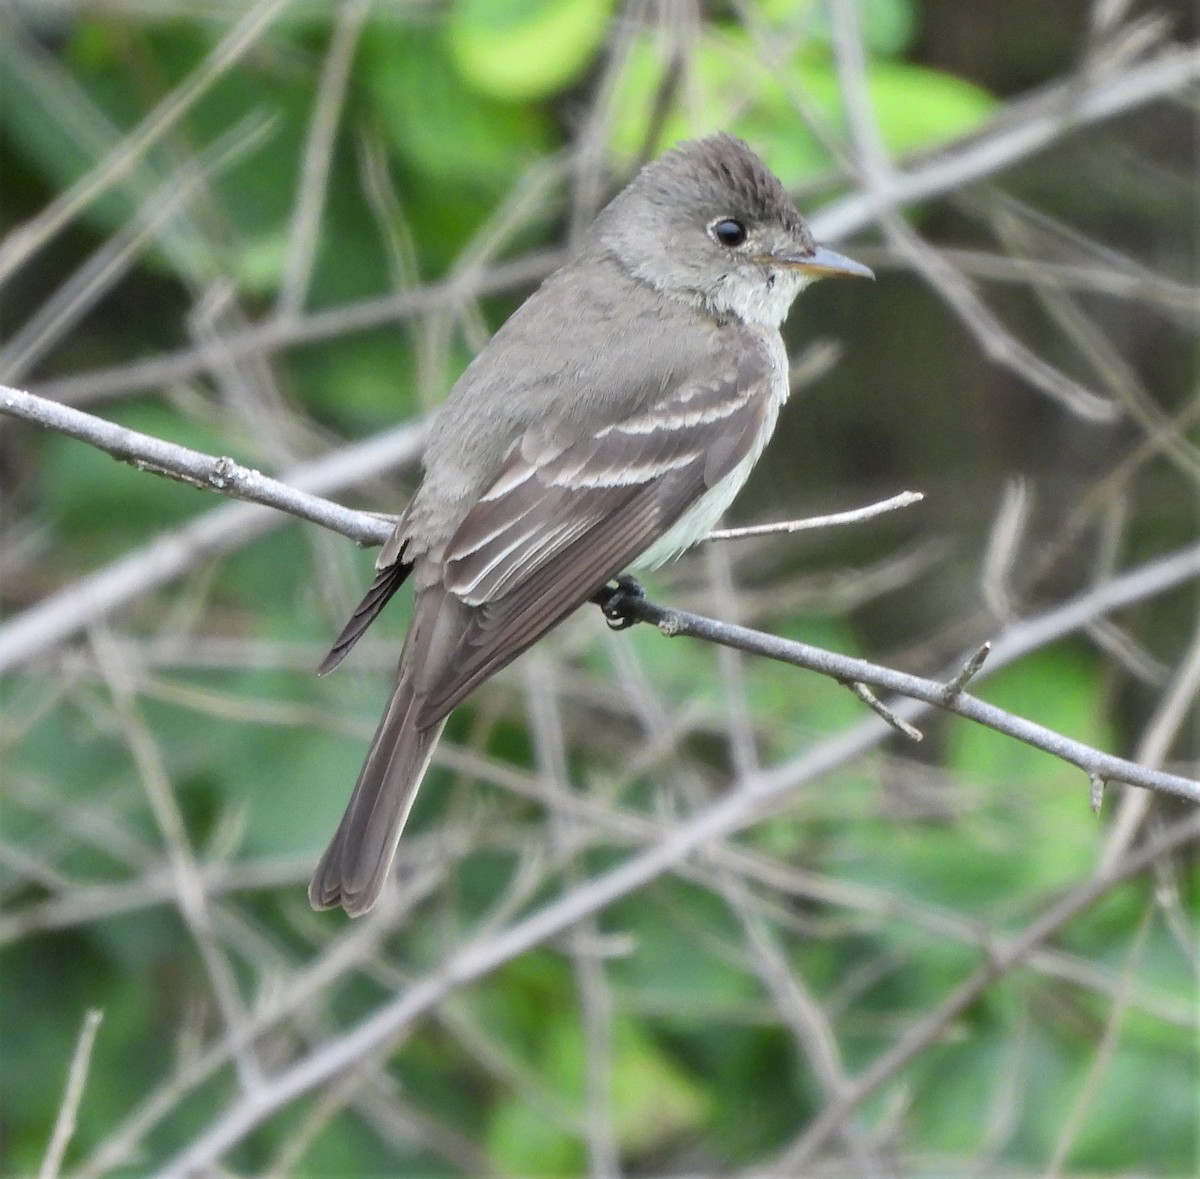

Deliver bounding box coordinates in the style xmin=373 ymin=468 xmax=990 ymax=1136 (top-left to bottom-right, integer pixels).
xmin=771 ymin=244 xmax=874 ymax=280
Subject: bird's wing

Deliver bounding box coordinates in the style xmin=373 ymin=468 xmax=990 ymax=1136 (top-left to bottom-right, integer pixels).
xmin=417 ymin=347 xmax=777 ymax=723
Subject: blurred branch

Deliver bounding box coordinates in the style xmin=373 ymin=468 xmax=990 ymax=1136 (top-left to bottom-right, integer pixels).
xmin=0 ymin=112 xmax=278 ymax=384
xmin=1100 ymin=620 xmax=1200 ymax=869
xmin=34 ymin=249 xmax=565 ymax=407
xmin=28 ymin=41 xmax=1200 ymax=408
xmin=828 ymin=0 xmax=1117 ymax=421
xmin=0 ymin=0 xmax=292 ymax=285
xmin=156 ymin=803 xmax=1200 ymax=1173
xmin=88 ymin=626 xmax=265 ymax=1094
xmin=814 ymin=38 xmax=1200 ymax=240
xmin=3 ymin=785 xmax=1190 ymax=1029
xmin=275 ymin=0 xmax=370 ymax=315
xmin=39 ymin=1009 xmax=104 ymax=1179
xmin=767 ymin=810 xmax=1200 ymax=1174
xmin=50 ymin=686 xmax=1196 ymax=1172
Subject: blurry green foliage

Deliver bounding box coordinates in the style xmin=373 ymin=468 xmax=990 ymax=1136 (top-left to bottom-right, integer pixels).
xmin=608 ymin=9 xmax=996 ymax=187
xmin=449 ymin=0 xmax=616 ymax=101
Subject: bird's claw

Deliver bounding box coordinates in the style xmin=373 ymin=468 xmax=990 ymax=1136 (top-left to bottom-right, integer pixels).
xmin=592 ymin=575 xmax=645 ymax=631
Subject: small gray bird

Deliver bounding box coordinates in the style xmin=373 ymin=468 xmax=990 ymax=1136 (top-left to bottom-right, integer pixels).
xmin=311 ymin=134 xmax=872 ymax=916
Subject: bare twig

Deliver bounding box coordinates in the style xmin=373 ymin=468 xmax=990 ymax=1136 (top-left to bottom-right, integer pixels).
xmin=706 ymin=490 xmax=924 ymax=541
xmin=616 ymin=587 xmax=1200 ymax=805
xmin=845 ymin=681 xmax=924 ymax=742
xmin=733 ymin=881 xmax=889 ymax=1175
xmin=275 ymin=0 xmax=370 ymax=315
xmin=941 ymin=642 xmax=992 ymax=701
xmin=39 ymin=1009 xmax=104 ymax=1179
xmin=54 ymin=708 xmax=1195 ymax=1176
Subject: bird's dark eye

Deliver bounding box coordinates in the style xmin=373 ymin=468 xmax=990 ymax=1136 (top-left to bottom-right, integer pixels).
xmin=710 ymin=218 xmax=747 ymax=247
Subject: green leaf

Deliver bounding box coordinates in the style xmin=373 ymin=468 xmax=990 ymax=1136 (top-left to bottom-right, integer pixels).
xmin=948 ymin=647 xmax=1108 ymax=892
xmin=607 ymin=30 xmax=836 ymax=188
xmin=284 ymin=329 xmax=425 ymax=429
xmin=609 ymin=28 xmax=996 ymax=189
xmin=449 ymin=0 xmax=615 ymax=100
xmin=361 ymin=22 xmax=554 ymax=195
xmin=488 ymin=1096 xmax=583 ymax=1176
xmin=798 ymin=54 xmax=998 ymax=158
xmin=485 ymin=1012 xmax=709 ymax=1170
xmin=608 ymin=1020 xmax=710 ymax=1152
xmin=611 ymin=884 xmax=761 ymax=1019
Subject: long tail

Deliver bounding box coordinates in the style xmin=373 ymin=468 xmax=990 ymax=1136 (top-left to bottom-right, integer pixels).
xmin=308 ymin=670 xmax=446 ymax=916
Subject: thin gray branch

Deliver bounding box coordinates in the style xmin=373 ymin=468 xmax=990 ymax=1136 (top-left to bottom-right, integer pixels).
xmin=0 ymin=390 xmax=422 ymax=674
xmin=706 ymin=490 xmax=924 ymax=541
xmin=619 ymin=584 xmax=1200 ymax=805
xmin=0 ymin=384 xmax=392 ymax=547
xmin=39 ymin=1010 xmax=104 ymax=1179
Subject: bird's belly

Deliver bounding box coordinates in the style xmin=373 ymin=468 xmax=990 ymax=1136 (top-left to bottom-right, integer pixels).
xmin=630 ymin=403 xmax=780 ymax=572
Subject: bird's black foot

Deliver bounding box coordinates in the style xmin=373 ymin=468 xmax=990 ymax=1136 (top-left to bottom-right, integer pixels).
xmin=591 ymin=575 xmax=645 ymax=631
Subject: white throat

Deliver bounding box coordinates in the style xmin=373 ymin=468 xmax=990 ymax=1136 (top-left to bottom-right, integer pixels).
xmin=708 ymin=269 xmax=815 ymax=329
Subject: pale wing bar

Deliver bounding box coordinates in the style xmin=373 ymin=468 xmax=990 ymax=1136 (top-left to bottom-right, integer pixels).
xmin=444 ymin=368 xmax=762 ymax=606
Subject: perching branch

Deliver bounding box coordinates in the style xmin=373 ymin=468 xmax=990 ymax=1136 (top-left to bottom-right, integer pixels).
xmin=596 ymin=582 xmax=1200 ymax=806
xmin=0 ymin=384 xmax=906 ymax=670
xmin=0 ymin=384 xmax=393 ymax=547
xmin=3 ymin=381 xmax=1197 ymax=808
xmin=0 ymin=385 xmax=423 ymax=675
